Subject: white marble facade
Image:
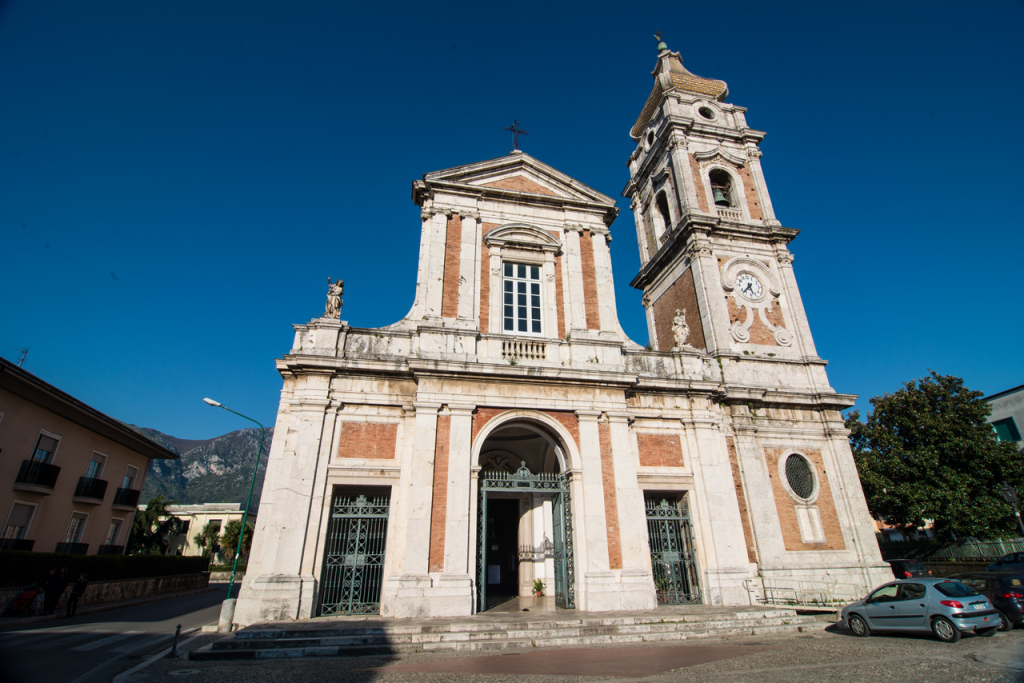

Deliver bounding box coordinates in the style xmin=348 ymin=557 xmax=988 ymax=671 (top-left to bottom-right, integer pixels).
xmin=233 ymin=44 xmax=889 ymax=626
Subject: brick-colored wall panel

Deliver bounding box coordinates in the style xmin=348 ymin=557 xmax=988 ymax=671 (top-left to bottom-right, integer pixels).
xmin=726 ymin=437 xmax=758 ymax=564
xmin=637 ymin=433 xmax=685 ymax=467
xmin=738 ymin=165 xmax=763 ymax=221
xmin=482 ymin=176 xmax=557 ymax=196
xmin=440 ymin=215 xmax=463 ymax=318
xmin=764 ymin=448 xmax=847 ymax=552
xmin=336 ymin=423 xmax=398 ymax=460
xmin=652 ymin=268 xmax=705 ymax=351
xmin=689 ymin=155 xmax=710 ymax=213
xmin=479 ymin=223 xmax=499 ymax=332
xmin=428 ymin=415 xmax=451 ymax=573
xmin=579 ymin=230 xmax=600 ymax=330
xmin=599 ymin=422 xmax=622 ymax=570
xmin=554 ymin=251 xmax=566 ymax=340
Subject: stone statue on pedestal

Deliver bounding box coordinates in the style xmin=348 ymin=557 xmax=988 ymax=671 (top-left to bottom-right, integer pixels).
xmin=324 ymin=278 xmax=344 ymax=318
xmin=672 ymin=308 xmax=689 ymax=348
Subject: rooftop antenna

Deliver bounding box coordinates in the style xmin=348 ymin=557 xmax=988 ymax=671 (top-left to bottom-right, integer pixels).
xmin=12 ymin=348 xmax=28 ymax=368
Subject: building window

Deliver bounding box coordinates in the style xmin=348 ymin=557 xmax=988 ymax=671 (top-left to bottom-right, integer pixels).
xmin=708 ymin=169 xmax=734 ymax=208
xmin=653 ymin=191 xmax=672 ymax=236
xmin=85 ymin=453 xmax=106 ymax=479
xmin=785 ymin=454 xmax=816 ymax=500
xmin=503 ymin=263 xmax=542 ymax=335
xmin=3 ymin=503 xmax=35 ymax=540
xmin=994 ymin=418 xmax=1022 ymax=442
xmin=65 ymin=513 xmax=87 ymax=543
xmin=31 ymin=434 xmax=59 ymax=463
xmin=123 ymin=466 xmax=139 ymax=490
xmin=105 ymin=519 xmax=123 ymax=545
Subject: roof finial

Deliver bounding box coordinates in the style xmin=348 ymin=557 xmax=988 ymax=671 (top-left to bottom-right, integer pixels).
xmin=654 ymin=31 xmax=668 ymax=53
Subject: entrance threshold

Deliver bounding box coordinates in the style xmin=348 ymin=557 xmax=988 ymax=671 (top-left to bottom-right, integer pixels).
xmin=483 ymin=596 xmax=562 ymax=614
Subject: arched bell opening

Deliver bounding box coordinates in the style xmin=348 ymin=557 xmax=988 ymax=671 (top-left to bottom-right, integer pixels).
xmin=475 ymin=420 xmax=575 ymax=613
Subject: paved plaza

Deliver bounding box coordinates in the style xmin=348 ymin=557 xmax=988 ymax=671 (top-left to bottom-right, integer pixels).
xmin=125 ymin=623 xmax=1024 ymax=683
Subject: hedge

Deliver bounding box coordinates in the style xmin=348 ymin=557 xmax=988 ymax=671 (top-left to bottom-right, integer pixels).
xmin=0 ymin=552 xmax=210 ymax=588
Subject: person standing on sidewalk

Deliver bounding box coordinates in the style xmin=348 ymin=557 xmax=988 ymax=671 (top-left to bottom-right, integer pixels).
xmin=64 ymin=573 xmax=88 ymax=618
xmin=41 ymin=568 xmax=60 ymax=615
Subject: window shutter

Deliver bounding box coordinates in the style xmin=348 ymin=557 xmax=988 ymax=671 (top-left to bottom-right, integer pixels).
xmin=7 ymin=503 xmax=33 ymax=528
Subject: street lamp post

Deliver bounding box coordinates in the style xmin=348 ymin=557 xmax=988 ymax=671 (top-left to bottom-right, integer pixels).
xmin=203 ymin=398 xmax=265 ymax=633
xmin=999 ymin=482 xmax=1024 ymax=538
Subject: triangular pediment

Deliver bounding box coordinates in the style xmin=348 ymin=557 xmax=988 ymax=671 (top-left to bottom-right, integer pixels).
xmin=423 ymin=152 xmax=616 ymax=207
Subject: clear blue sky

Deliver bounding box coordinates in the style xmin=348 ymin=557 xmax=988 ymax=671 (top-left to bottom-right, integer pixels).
xmin=1 ymin=0 xmax=1022 ymax=439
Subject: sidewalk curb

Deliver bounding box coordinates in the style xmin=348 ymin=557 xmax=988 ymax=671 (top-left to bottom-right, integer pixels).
xmin=0 ymin=586 xmax=219 ymax=630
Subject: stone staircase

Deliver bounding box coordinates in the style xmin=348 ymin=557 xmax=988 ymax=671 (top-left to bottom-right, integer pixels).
xmin=190 ymin=607 xmax=828 ymax=660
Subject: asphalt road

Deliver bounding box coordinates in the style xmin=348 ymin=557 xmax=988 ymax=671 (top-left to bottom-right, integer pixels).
xmin=0 ymin=584 xmax=227 ymax=683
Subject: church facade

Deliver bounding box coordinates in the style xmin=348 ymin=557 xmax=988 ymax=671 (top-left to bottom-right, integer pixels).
xmin=234 ymin=43 xmax=889 ymax=625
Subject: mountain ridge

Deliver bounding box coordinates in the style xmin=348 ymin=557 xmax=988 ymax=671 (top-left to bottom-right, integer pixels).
xmin=132 ymin=425 xmax=274 ymax=510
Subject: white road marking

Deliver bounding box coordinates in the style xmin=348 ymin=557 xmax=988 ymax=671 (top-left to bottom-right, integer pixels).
xmin=112 ymin=633 xmax=169 ymax=653
xmin=27 ymin=630 xmax=115 ymax=649
xmin=69 ymin=631 xmax=143 ymax=651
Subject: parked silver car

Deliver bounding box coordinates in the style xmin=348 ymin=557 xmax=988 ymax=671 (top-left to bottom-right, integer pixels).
xmin=841 ymin=578 xmax=1000 ymax=642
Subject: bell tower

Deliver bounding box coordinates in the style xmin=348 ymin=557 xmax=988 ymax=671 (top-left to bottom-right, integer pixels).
xmin=624 ymin=38 xmax=822 ymax=369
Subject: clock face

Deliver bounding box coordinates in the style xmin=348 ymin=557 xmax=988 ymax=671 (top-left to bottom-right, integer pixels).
xmin=736 ymin=273 xmax=763 ymax=299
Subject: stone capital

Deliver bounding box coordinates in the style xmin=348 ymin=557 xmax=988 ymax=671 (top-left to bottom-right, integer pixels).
xmin=605 ymin=412 xmax=631 ymax=424
xmin=412 ymin=402 xmax=443 ymax=414
xmin=575 ymin=410 xmax=602 ymax=422
xmin=448 ymin=404 xmax=477 ymax=416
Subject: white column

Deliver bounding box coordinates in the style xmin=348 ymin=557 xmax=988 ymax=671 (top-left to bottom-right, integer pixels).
xmin=574 ymin=411 xmax=610 ymax=572
xmin=745 ymin=150 xmax=777 ymax=221
xmin=590 ymin=229 xmax=617 ymax=333
xmin=689 ymin=244 xmax=731 ymax=354
xmin=607 ymin=413 xmax=657 ymax=610
xmin=488 ymin=247 xmax=502 ymax=335
xmin=688 ymin=420 xmax=754 ymax=606
xmin=234 ymin=388 xmax=330 ymax=625
xmin=564 ymin=229 xmax=588 ymax=331
xmin=424 ymin=213 xmax=447 ymax=318
xmin=775 ymin=253 xmax=819 ymax=358
xmin=458 ymin=214 xmax=478 ymax=321
xmin=443 ymin=405 xmax=476 ymax=575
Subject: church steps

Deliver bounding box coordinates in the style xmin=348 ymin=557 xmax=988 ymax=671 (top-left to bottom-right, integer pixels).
xmin=190 ymin=608 xmax=828 ymax=661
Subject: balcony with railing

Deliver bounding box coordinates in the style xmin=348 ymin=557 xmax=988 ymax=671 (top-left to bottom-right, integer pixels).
xmin=73 ymin=477 xmax=109 ymax=504
xmin=97 ymin=544 xmax=124 ymax=555
xmin=0 ymin=538 xmax=35 ymax=551
xmin=716 ymin=207 xmax=743 ymax=221
xmin=14 ymin=460 xmax=61 ymax=493
xmin=112 ymin=487 xmax=141 ymax=510
xmin=55 ymin=542 xmax=89 ymax=555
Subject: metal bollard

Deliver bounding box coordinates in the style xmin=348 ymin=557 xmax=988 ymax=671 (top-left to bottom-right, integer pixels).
xmin=169 ymin=624 xmax=182 ymax=658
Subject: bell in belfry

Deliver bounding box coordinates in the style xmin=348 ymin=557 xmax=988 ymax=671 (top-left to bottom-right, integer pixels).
xmin=713 ymin=187 xmax=730 ymax=207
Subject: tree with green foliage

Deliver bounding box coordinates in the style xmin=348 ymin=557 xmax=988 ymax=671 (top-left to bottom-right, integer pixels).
xmin=126 ymin=495 xmax=181 ymax=555
xmin=193 ymin=521 xmax=222 ymax=558
xmin=220 ymin=520 xmax=255 ymax=562
xmin=847 ymin=371 xmax=1024 ymax=541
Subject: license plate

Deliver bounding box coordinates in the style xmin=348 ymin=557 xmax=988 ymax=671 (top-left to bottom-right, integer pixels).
xmin=972 ymin=603 xmax=986 ymax=610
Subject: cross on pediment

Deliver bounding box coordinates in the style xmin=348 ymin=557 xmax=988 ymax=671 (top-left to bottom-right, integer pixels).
xmin=504 ymin=119 xmax=529 ymax=150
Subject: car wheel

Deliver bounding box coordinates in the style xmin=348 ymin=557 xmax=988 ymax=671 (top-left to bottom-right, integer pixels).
xmin=977 ymin=626 xmax=998 ymax=638
xmin=932 ymin=616 xmax=961 ymax=643
xmin=849 ymin=614 xmax=871 ymax=637
xmin=997 ymin=611 xmax=1013 ymax=632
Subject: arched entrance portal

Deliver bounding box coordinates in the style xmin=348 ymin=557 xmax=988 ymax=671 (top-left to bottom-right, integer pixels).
xmin=475 ymin=422 xmax=576 ymax=612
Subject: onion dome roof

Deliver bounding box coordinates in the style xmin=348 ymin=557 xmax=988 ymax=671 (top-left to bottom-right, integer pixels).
xmin=630 ymin=43 xmax=728 ymax=141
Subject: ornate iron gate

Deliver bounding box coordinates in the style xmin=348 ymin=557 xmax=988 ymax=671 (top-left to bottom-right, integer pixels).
xmin=646 ymin=496 xmax=701 ymax=604
xmin=477 ymin=463 xmax=575 ymax=611
xmin=317 ymin=493 xmax=390 ymax=616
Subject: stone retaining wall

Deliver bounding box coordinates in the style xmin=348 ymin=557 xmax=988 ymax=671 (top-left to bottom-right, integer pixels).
xmin=2 ymin=572 xmax=210 ymax=615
